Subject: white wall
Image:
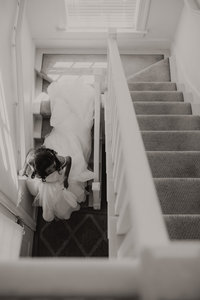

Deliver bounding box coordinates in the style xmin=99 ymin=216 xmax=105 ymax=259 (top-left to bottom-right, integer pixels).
xmin=0 ymin=0 xmax=19 ymax=203
xmin=146 ymin=0 xmax=183 ymax=40
xmin=21 ymin=2 xmax=36 ymax=154
xmin=171 ymin=2 xmax=200 ymax=103
xmin=0 ymin=0 xmax=35 ymax=204
xmin=17 ymin=1 xmax=36 ymax=231
xmin=0 ymin=1 xmax=36 ymax=257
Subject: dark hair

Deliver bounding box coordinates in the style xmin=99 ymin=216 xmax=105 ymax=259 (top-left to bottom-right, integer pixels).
xmin=34 ymin=147 xmax=61 ymax=181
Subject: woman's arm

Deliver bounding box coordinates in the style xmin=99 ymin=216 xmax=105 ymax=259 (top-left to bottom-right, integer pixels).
xmin=63 ymin=156 xmax=72 ymax=189
xmin=20 ymin=149 xmax=36 ymax=177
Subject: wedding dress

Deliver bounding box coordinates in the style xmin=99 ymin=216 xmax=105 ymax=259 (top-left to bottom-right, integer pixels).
xmin=27 ymin=77 xmax=95 ymax=221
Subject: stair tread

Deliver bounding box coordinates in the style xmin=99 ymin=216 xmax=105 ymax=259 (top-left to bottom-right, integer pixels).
xmin=147 ymin=150 xmax=200 ymax=153
xmin=131 ymin=91 xmax=183 ymax=102
xmin=155 ymin=178 xmax=200 ymax=214
xmin=131 ymin=90 xmax=180 ymax=93
xmin=142 ymin=131 xmax=200 ymax=151
xmin=134 ymin=101 xmax=190 ymax=105
xmin=134 ymin=102 xmax=192 ymax=115
xmin=155 ymin=177 xmax=200 ymax=181
xmin=164 ymin=215 xmax=200 ymax=240
xmin=128 ymin=82 xmax=177 ymax=92
xmin=141 ymin=130 xmax=200 ymax=132
xmin=137 ymin=115 xmax=200 ymax=131
xmin=137 ymin=115 xmax=200 ymax=117
xmin=129 ymin=81 xmax=176 ymax=84
xmin=147 ymin=151 xmax=200 ymax=178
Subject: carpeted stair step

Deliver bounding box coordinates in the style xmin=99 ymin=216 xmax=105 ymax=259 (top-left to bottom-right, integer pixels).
xmin=128 ymin=82 xmax=177 ymax=91
xmin=164 ymin=215 xmax=200 ymax=240
xmin=40 ymin=99 xmax=51 ymax=116
xmin=142 ymin=131 xmax=200 ymax=151
xmin=34 ymin=138 xmax=44 ymax=149
xmin=155 ymin=178 xmax=200 ymax=214
xmin=126 ymin=57 xmax=200 ymax=243
xmin=131 ymin=91 xmax=183 ymax=102
xmin=127 ymin=58 xmax=171 ymax=82
xmin=147 ymin=151 xmax=200 ymax=178
xmin=41 ymin=117 xmax=52 ymax=138
xmin=134 ymin=102 xmax=192 ymax=115
xmin=137 ymin=115 xmax=200 ymax=131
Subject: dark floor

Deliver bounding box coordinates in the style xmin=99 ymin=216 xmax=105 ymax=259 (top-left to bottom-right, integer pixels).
xmin=32 ymin=144 xmax=108 ymax=257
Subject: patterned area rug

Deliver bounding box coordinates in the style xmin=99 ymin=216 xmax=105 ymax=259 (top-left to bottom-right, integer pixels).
xmin=32 ymin=145 xmax=108 ymax=257
xmin=33 ymin=207 xmax=108 ymax=257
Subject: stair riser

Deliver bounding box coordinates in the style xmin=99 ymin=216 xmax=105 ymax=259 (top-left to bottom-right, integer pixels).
xmin=137 ymin=116 xmax=200 ymax=131
xmin=128 ymin=82 xmax=177 ymax=91
xmin=134 ymin=103 xmax=192 ymax=115
xmin=142 ymin=132 xmax=200 ymax=151
xmin=148 ymin=152 xmax=200 ymax=178
xmin=155 ymin=179 xmax=200 ymax=214
xmin=131 ymin=91 xmax=183 ymax=102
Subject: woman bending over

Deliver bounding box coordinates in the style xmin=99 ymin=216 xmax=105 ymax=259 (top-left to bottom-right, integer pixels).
xmin=23 ymin=77 xmax=95 ymax=221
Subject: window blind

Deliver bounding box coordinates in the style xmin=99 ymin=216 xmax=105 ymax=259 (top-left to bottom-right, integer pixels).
xmin=65 ymin=0 xmax=139 ymax=29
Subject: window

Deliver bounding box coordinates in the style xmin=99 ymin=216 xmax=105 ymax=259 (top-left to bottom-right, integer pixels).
xmin=65 ymin=0 xmax=139 ymax=29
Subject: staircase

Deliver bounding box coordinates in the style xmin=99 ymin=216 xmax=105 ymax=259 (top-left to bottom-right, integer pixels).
xmin=128 ymin=58 xmax=200 ymax=240
xmin=1 ymin=49 xmax=200 ymax=300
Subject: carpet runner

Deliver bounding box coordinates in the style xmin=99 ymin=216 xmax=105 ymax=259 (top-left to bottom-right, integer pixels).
xmin=128 ymin=57 xmax=200 ymax=240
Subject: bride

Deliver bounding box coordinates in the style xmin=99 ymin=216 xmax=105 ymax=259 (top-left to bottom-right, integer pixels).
xmin=23 ymin=77 xmax=95 ymax=222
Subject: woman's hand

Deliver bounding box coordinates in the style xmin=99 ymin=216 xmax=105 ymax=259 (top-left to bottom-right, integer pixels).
xmin=63 ymin=156 xmax=72 ymax=189
xmin=63 ymin=178 xmax=69 ymax=189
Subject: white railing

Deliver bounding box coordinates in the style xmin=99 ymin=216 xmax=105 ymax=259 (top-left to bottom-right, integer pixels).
xmin=92 ymin=71 xmax=102 ymax=209
xmin=106 ymin=32 xmax=169 ymax=257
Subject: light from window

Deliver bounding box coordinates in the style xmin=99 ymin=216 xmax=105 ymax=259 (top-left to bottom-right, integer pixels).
xmin=65 ymin=0 xmax=139 ymax=29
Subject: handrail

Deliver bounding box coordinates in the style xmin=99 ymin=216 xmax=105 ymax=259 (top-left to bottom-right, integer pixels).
xmin=0 ymin=258 xmax=140 ymax=297
xmin=185 ymin=0 xmax=200 ymax=15
xmin=107 ymin=32 xmax=169 ymax=256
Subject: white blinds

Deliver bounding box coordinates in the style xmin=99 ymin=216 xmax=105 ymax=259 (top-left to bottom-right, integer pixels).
xmin=65 ymin=0 xmax=139 ymax=28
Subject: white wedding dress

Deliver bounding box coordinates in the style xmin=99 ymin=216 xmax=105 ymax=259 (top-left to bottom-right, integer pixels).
xmin=27 ymin=77 xmax=95 ymax=221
